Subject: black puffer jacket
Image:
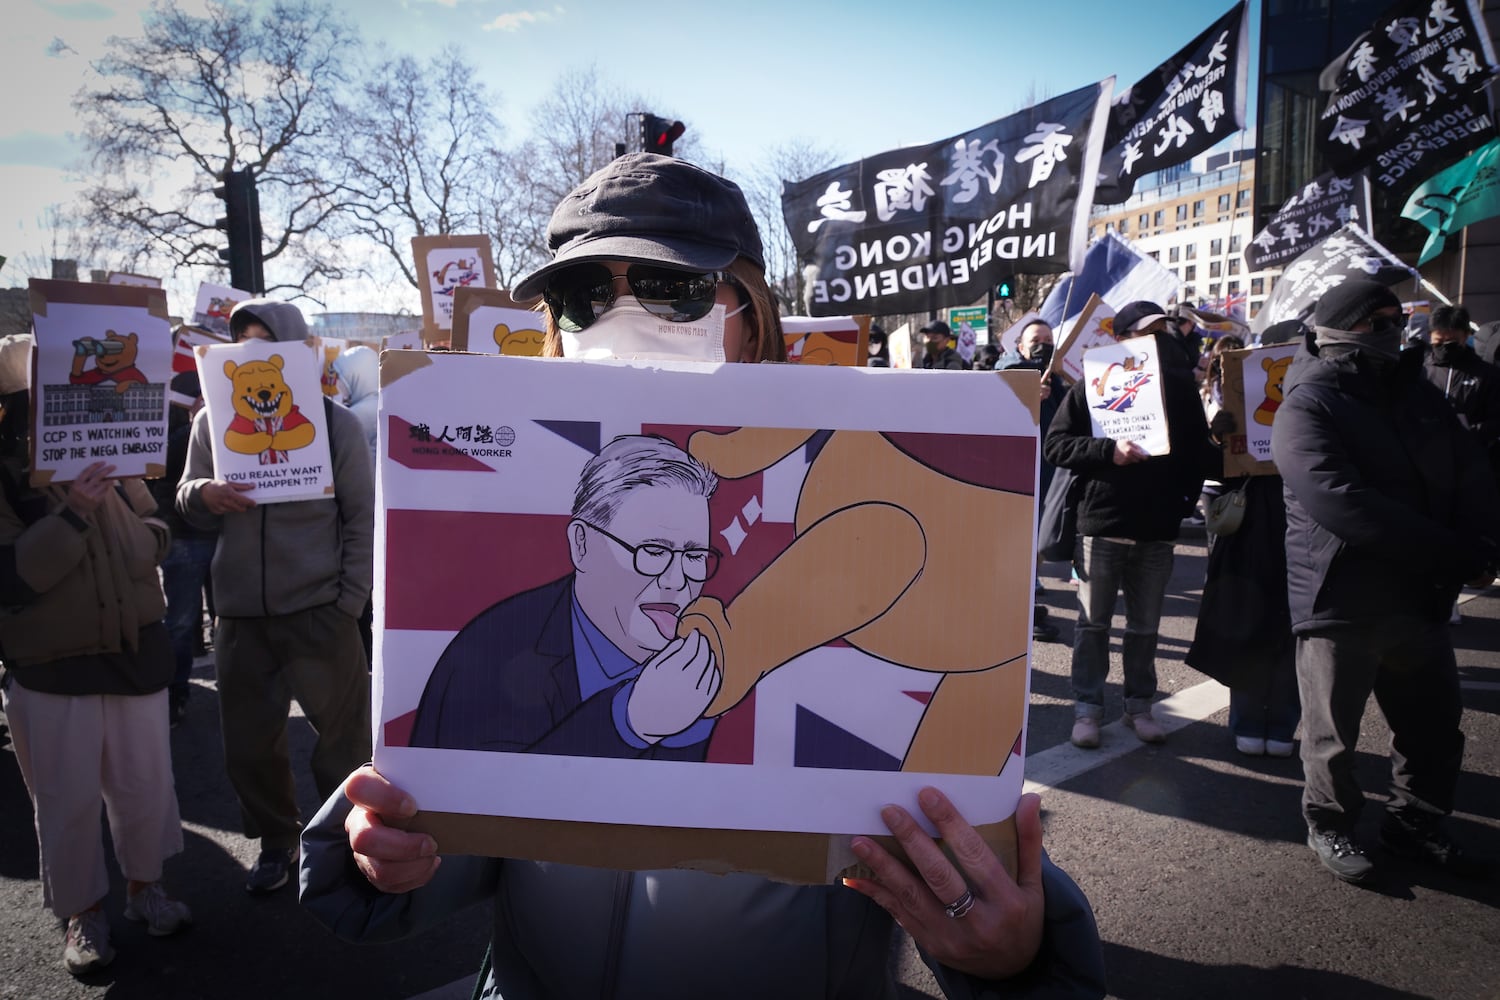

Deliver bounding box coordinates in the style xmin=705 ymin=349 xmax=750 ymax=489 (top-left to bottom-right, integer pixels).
xmin=1423 ymin=343 xmax=1500 ymax=476
xmin=1043 ymin=333 xmax=1218 ymax=541
xmin=1271 ymin=334 xmax=1499 ymax=632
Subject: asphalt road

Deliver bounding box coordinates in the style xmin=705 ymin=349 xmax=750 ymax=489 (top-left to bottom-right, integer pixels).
xmin=3 ymin=529 xmax=1498 ymax=999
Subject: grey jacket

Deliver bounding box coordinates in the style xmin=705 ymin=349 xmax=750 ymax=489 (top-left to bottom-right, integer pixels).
xmin=174 ymin=300 xmax=374 ymax=619
xmin=299 ymin=791 xmax=1107 ymax=1000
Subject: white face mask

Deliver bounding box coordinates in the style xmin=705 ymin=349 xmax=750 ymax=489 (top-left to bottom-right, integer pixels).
xmin=561 ymin=295 xmax=746 ymax=363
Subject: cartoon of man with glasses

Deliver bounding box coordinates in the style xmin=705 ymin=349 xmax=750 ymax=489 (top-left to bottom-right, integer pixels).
xmin=409 ymin=435 xmax=725 ymax=760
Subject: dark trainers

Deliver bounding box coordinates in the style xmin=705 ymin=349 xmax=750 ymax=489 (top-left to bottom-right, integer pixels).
xmin=1307 ymin=827 xmax=1374 ymax=883
xmin=1380 ymin=814 xmax=1492 ymax=880
xmin=63 ymin=908 xmax=114 ymax=976
xmin=245 ymin=847 xmax=298 ymax=895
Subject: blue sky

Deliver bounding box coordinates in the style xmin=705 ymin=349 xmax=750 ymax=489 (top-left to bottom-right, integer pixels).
xmin=0 ymin=0 xmax=1258 ymax=291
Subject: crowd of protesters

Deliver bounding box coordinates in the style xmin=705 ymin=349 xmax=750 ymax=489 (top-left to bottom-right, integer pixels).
xmin=0 ymin=156 xmax=1495 ymax=992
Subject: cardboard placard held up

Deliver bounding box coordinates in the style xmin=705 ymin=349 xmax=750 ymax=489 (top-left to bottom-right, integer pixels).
xmin=1219 ymin=343 xmax=1298 ymax=477
xmin=1079 ymin=337 xmax=1171 ymax=456
xmin=375 ymin=352 xmax=1042 ymax=884
xmin=27 ymin=279 xmax=172 ymax=485
xmin=106 ymin=271 xmax=163 ymax=288
xmin=1049 ymin=294 xmax=1117 ymax=384
xmin=192 ymin=282 xmax=253 ymax=340
xmin=450 ymin=286 xmax=545 ymax=355
xmin=193 ymin=337 xmax=334 ymax=503
xmin=412 ymin=235 xmax=497 ymax=336
xmin=781 ymin=315 xmax=870 ymax=367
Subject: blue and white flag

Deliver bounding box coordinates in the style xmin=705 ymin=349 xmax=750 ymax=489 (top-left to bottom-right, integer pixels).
xmin=1038 ymin=230 xmax=1181 ymax=329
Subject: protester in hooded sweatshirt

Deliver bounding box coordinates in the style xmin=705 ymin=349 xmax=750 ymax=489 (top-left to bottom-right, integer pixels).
xmin=0 ymin=334 xmax=191 ymax=976
xmin=1271 ymin=279 xmax=1498 ymax=884
xmin=298 ymin=154 xmax=1107 ymax=1000
xmin=331 ymin=344 xmax=379 ymax=464
xmin=176 ymin=299 xmax=374 ymax=897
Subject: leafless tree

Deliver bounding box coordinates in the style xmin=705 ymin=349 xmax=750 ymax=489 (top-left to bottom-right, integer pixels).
xmin=332 ymin=47 xmax=512 ymax=289
xmin=736 ymin=139 xmax=840 ymax=315
xmin=74 ymin=0 xmax=359 ymax=300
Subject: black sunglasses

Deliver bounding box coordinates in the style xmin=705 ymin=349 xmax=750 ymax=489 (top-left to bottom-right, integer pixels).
xmin=542 ymin=263 xmax=729 ymax=333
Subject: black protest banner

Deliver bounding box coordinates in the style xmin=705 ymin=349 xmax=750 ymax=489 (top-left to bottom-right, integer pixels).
xmin=1244 ymin=171 xmax=1373 ymax=271
xmin=1316 ymin=0 xmax=1499 ymax=195
xmin=1251 ymin=223 xmax=1414 ymax=332
xmin=781 ymin=81 xmax=1112 ymax=318
xmin=1093 ymin=2 xmax=1249 ymax=205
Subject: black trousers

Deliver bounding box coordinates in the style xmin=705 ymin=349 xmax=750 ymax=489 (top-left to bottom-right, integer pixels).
xmin=1296 ymin=621 xmax=1464 ymax=833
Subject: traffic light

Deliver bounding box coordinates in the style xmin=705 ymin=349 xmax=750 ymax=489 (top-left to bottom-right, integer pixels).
xmin=214 ymin=167 xmax=264 ymax=294
xmin=996 ymin=276 xmax=1016 ymax=300
xmin=639 ymin=113 xmax=686 ymax=156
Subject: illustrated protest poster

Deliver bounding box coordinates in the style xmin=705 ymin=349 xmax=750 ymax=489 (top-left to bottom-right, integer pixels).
xmin=948 ymin=306 xmax=989 ymax=360
xmin=27 ymin=280 xmax=172 ymax=484
xmin=1080 ymin=336 xmax=1170 ymax=455
xmin=192 ymin=282 xmax=252 ymax=339
xmin=1220 ymin=342 xmax=1298 ymax=476
xmin=450 ymin=286 xmax=544 ymax=355
xmin=412 ymin=235 xmax=497 ymax=335
xmin=107 ymin=271 xmax=163 ymax=288
xmin=887 ymin=322 xmax=913 ymax=368
xmin=1052 ymin=294 xmax=1117 ymax=384
xmin=174 ymin=326 xmax=227 ymax=374
xmin=318 ymin=337 xmax=347 ymax=397
xmin=375 ymin=355 xmax=1041 ymax=882
xmin=193 ymin=338 xmax=333 ymax=503
xmin=781 ymin=315 xmax=869 ymax=366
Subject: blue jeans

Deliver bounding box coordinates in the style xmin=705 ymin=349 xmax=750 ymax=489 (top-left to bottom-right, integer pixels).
xmin=1228 ymin=651 xmax=1301 ymax=743
xmin=1072 ymin=536 xmax=1173 ymax=718
xmin=160 ymin=536 xmax=216 ymax=693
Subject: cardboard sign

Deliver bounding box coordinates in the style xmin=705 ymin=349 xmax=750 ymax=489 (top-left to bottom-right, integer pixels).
xmin=1052 ymin=294 xmax=1117 ymax=384
xmin=450 ymin=286 xmax=545 ymax=355
xmin=1080 ymin=337 xmax=1170 ymax=455
xmin=193 ymin=338 xmax=333 ymax=503
xmin=412 ymin=235 xmax=497 ymax=335
xmin=887 ymin=322 xmax=913 ymax=369
xmin=383 ymin=330 xmax=425 ymax=352
xmin=192 ymin=282 xmax=252 ymax=339
xmin=1219 ymin=343 xmax=1298 ymax=477
xmin=106 ymin=271 xmax=163 ymax=288
xmin=781 ymin=315 xmax=870 ymax=367
xmin=375 ymin=354 xmax=1042 ymax=883
xmin=27 ymin=280 xmax=172 ymax=484
xmin=318 ymin=337 xmax=347 ymax=397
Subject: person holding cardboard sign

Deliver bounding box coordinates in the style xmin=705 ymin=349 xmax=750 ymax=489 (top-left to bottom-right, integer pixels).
xmin=300 ymin=154 xmax=1104 ymax=998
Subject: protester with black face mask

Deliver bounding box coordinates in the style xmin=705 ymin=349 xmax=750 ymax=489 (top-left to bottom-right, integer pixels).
xmin=1000 ymin=320 xmax=1066 ymax=642
xmin=1423 ymin=304 xmax=1500 ymax=492
xmin=1272 ymin=280 xmax=1499 ymax=885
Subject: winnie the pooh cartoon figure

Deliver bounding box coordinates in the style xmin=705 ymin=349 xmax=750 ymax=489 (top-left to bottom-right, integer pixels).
xmin=493 ymin=323 xmax=546 ymax=357
xmin=70 ymin=330 xmax=147 ymax=395
xmin=675 ymin=417 xmax=1036 ymax=777
xmin=222 ymin=355 xmax=317 ymax=465
xmin=1254 ymin=354 xmax=1293 ymax=426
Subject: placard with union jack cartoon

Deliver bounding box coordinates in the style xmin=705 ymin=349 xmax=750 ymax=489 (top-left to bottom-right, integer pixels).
xmin=374 ymin=353 xmax=1042 ymax=881
xmin=1080 ymin=336 xmax=1170 ymax=455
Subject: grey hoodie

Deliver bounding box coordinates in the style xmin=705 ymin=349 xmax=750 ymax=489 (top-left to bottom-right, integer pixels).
xmin=331 ymin=344 xmax=378 ymax=463
xmin=175 ymin=299 xmax=374 ymax=618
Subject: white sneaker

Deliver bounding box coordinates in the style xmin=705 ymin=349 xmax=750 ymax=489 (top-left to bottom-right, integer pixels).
xmin=1265 ymin=739 xmax=1296 ymax=758
xmin=124 ymin=882 xmax=192 ymax=936
xmin=63 ymin=909 xmax=115 ymax=976
xmin=1449 ymin=604 xmax=1462 ymax=625
xmin=1235 ymin=735 xmax=1267 ymax=756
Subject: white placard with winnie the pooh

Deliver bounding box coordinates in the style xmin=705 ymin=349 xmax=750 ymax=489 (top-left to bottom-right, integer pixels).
xmin=193 ymin=338 xmax=333 ymax=503
xmin=1219 ymin=342 xmax=1299 ymax=477
xmin=27 ymin=279 xmax=173 ymax=486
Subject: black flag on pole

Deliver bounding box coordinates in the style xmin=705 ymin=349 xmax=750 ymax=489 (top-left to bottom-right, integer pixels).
xmin=1315 ymin=0 xmax=1499 ymax=196
xmin=1251 ymin=223 xmax=1415 ymax=333
xmin=1244 ymin=170 xmax=1374 ymax=272
xmin=1093 ymin=1 xmax=1249 ymax=205
xmin=780 ymin=80 xmax=1113 ymax=318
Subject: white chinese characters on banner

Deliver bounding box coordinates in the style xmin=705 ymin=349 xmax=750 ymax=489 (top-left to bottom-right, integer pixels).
xmin=194 ymin=338 xmax=333 ymax=504
xmin=1081 ymin=338 xmax=1171 ymax=456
